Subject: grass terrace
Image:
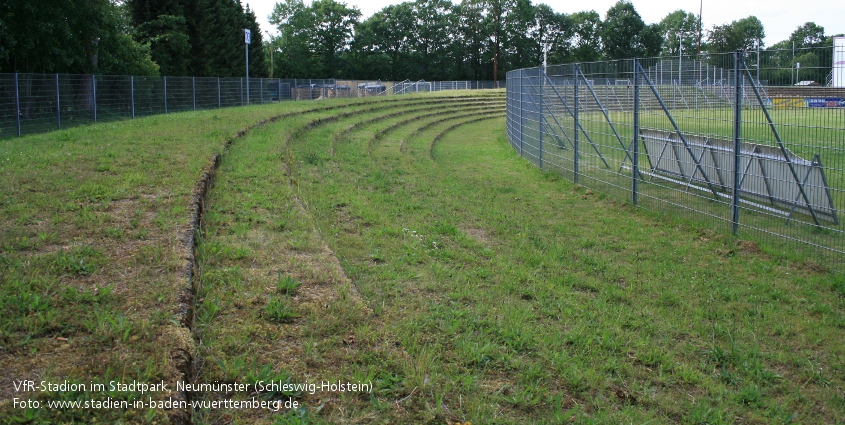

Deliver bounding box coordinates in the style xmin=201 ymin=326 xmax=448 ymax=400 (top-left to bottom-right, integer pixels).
xmin=0 ymin=91 xmax=843 ymax=424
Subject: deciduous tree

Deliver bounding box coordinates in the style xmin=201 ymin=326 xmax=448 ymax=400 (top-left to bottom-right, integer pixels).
xmin=706 ymin=16 xmax=764 ymax=54
xmin=658 ymin=10 xmax=698 ymax=57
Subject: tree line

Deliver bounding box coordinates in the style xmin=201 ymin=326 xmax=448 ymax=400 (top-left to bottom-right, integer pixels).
xmin=0 ymin=0 xmax=267 ymax=77
xmin=0 ymin=0 xmax=840 ymax=82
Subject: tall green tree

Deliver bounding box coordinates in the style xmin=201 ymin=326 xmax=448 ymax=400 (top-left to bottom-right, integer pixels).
xmin=600 ymin=0 xmax=652 ymax=60
xmin=1 ymin=0 xmax=156 ymax=74
xmin=135 ymin=15 xmax=191 ymax=75
xmin=127 ymin=0 xmax=189 ymax=74
xmin=789 ymin=22 xmax=826 ymax=48
xmin=127 ymin=0 xmax=268 ymax=77
xmin=499 ymin=0 xmax=536 ymax=71
xmin=706 ymin=16 xmax=764 ymax=54
xmin=270 ymin=0 xmax=317 ymax=77
xmin=658 ymin=10 xmax=698 ymax=57
xmin=468 ymin=0 xmax=517 ymax=82
xmin=310 ymin=0 xmax=360 ymax=77
xmin=451 ymin=0 xmax=487 ymax=79
xmin=531 ymin=4 xmax=573 ymax=65
xmin=570 ymin=10 xmax=602 ymax=62
xmin=765 ymin=22 xmax=830 ymax=85
xmin=353 ymin=3 xmax=415 ymax=79
xmin=270 ymin=0 xmax=359 ymax=78
xmin=411 ymin=0 xmax=453 ymax=80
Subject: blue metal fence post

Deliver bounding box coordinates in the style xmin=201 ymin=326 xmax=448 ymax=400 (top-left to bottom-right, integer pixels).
xmin=518 ymin=71 xmax=524 ymax=157
xmin=240 ymin=78 xmax=244 ymax=106
xmin=164 ymin=76 xmax=168 ymax=114
xmin=192 ymin=77 xmax=196 ymax=111
xmin=633 ymin=59 xmax=640 ymax=206
xmin=56 ymin=74 xmax=61 ymax=129
xmin=217 ymin=78 xmax=221 ymax=109
xmin=14 ymin=73 xmax=21 ymax=136
xmin=92 ymin=74 xmax=97 ymax=123
xmin=732 ymin=50 xmax=743 ymax=234
xmin=574 ymin=63 xmax=580 ymax=183
xmin=538 ymin=68 xmax=544 ymax=168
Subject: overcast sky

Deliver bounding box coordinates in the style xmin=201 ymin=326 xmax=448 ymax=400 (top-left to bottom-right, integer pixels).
xmin=245 ymin=0 xmax=842 ymax=48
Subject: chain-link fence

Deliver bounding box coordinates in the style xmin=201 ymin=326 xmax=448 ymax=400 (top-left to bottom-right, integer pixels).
xmin=507 ymin=46 xmax=845 ymax=267
xmin=0 ymin=74 xmax=502 ymax=138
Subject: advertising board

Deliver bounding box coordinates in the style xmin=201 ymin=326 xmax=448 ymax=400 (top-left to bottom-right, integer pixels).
xmin=807 ymin=98 xmax=845 ymax=108
xmin=772 ymin=98 xmax=805 ymax=108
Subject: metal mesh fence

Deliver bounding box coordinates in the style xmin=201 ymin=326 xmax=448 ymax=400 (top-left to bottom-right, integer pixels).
xmin=0 ymin=74 xmax=501 ymax=139
xmin=507 ymin=46 xmax=845 ymax=267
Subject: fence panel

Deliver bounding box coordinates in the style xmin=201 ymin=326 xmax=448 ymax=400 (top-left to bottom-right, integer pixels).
xmin=134 ymin=76 xmax=165 ymax=117
xmin=0 ymin=73 xmax=501 ymax=140
xmin=16 ymin=74 xmax=61 ymax=135
xmin=507 ymin=46 xmax=845 ymax=267
xmin=97 ymin=75 xmax=133 ymax=122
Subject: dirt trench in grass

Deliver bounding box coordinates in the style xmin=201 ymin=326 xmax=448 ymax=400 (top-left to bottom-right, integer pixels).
xmin=190 ymin=93 xmax=507 ymax=424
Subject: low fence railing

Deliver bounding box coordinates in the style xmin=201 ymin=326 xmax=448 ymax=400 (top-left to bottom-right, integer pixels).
xmin=0 ymin=74 xmax=502 ymax=138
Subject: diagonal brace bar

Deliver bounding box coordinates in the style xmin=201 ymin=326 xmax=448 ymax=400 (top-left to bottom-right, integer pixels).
xmin=739 ymin=58 xmax=821 ymax=226
xmin=525 ymin=76 xmax=573 ymax=148
xmin=576 ymin=67 xmax=635 ymax=165
xmin=523 ymin=87 xmax=565 ymax=152
xmin=636 ymin=61 xmax=720 ymax=199
xmin=543 ymin=74 xmax=612 ymax=169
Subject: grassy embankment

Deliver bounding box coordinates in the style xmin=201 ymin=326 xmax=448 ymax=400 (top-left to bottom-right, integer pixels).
xmin=1 ymin=91 xmax=843 ymax=424
xmin=196 ymin=92 xmax=843 ymax=424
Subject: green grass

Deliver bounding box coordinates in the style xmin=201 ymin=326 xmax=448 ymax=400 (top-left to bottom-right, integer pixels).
xmin=189 ymin=94 xmax=506 ymax=424
xmin=2 ymin=91 xmax=842 ymax=424
xmin=0 ymin=100 xmax=366 ymax=424
xmin=192 ymin=92 xmax=843 ymax=424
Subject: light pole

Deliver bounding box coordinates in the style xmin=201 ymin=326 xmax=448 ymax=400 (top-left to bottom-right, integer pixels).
xmin=679 ymin=34 xmax=683 ymax=85
xmin=543 ymin=42 xmax=550 ymax=87
xmin=756 ymin=38 xmax=761 ymax=84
